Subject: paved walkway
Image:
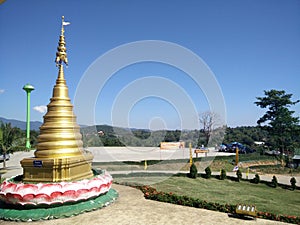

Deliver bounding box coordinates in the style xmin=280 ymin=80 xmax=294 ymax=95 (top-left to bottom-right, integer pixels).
xmin=0 ymin=184 xmax=289 ymax=225
xmin=0 ymin=151 xmax=297 ymax=225
xmin=2 ymin=150 xmax=299 ymax=186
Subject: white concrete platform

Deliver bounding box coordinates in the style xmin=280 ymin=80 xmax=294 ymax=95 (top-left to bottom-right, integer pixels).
xmin=88 ymin=146 xmax=231 ymax=162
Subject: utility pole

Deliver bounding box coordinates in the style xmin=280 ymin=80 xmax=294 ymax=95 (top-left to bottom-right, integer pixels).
xmin=235 ymin=147 xmax=239 ymax=165
xmin=189 ymin=142 xmax=193 ymax=167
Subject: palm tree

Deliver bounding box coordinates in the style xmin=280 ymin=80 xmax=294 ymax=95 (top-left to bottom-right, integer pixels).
xmin=0 ymin=123 xmax=24 ymax=169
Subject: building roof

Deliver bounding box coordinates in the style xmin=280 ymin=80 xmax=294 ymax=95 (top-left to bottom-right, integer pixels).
xmin=292 ymin=155 xmax=300 ymax=160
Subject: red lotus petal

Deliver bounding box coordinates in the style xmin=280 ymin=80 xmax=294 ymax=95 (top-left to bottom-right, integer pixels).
xmin=63 ymin=190 xmax=76 ymax=198
xmin=1 ymin=171 xmax=113 ymax=205
xmin=77 ymin=189 xmax=89 ymax=195
xmin=35 ymin=193 xmax=51 ymax=202
xmin=22 ymin=194 xmax=35 ymax=202
xmin=50 ymin=191 xmax=62 ymax=199
xmin=1 ymin=182 xmax=17 ymax=192
xmin=6 ymin=193 xmax=23 ymax=202
xmin=90 ymin=187 xmax=98 ymax=192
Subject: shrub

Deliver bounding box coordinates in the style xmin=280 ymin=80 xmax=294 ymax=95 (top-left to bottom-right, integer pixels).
xmin=205 ymin=166 xmax=212 ymax=179
xmin=271 ymin=175 xmax=278 ymax=188
xmin=290 ymin=177 xmax=297 ymax=190
xmin=188 ymin=163 xmax=198 ymax=179
xmin=132 ymin=185 xmax=300 ymax=224
xmin=220 ymin=169 xmax=226 ymax=180
xmin=252 ymin=174 xmax=260 ymax=184
xmin=236 ymin=169 xmax=242 ymax=182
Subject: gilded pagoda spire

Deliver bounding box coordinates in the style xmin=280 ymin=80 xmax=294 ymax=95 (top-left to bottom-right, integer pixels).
xmin=33 ymin=16 xmax=89 ymax=160
xmin=21 ymin=16 xmax=93 ymax=182
xmin=55 ymin=16 xmax=68 ymax=67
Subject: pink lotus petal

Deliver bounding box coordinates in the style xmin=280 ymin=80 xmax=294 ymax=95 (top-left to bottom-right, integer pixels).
xmin=1 ymin=171 xmax=113 ymax=206
xmin=22 ymin=193 xmax=35 ymax=202
xmin=1 ymin=182 xmax=17 ymax=192
xmin=50 ymin=191 xmax=62 ymax=200
xmin=35 ymin=193 xmax=51 ymax=202
xmin=62 ymin=190 xmax=76 ymax=198
xmin=77 ymin=189 xmax=89 ymax=195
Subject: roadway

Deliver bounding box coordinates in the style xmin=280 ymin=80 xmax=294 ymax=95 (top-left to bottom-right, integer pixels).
xmin=1 ymin=148 xmax=299 ymax=186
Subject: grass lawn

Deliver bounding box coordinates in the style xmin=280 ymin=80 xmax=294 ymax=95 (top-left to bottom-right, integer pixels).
xmin=94 ymin=153 xmax=300 ymax=175
xmin=114 ymin=175 xmax=300 ymax=217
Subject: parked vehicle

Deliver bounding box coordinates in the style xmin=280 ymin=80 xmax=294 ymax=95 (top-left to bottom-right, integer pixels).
xmin=218 ymin=144 xmax=229 ymax=152
xmin=265 ymin=150 xmax=281 ymax=156
xmin=0 ymin=154 xmax=10 ymax=162
xmin=219 ymin=142 xmax=255 ymax=154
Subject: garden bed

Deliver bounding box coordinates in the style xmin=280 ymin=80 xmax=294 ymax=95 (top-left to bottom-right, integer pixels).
xmin=114 ymin=173 xmax=300 ymax=224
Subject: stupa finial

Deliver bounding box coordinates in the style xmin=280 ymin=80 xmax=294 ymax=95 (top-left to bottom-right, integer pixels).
xmin=21 ymin=16 xmax=94 ymax=182
xmin=55 ymin=16 xmax=69 ymax=67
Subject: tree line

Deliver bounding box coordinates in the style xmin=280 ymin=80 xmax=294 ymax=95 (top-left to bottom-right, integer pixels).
xmin=1 ymin=89 xmax=299 ymax=167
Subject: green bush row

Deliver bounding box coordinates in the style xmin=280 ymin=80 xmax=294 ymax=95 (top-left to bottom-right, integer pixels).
xmin=137 ymin=185 xmax=236 ymax=213
xmin=134 ymin=185 xmax=300 ymax=224
xmin=112 ymin=169 xmax=298 ymax=191
xmin=201 ymin=167 xmax=298 ymax=190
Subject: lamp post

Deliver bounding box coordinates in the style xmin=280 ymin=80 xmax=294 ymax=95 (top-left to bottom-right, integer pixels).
xmin=23 ymin=84 xmax=34 ymax=150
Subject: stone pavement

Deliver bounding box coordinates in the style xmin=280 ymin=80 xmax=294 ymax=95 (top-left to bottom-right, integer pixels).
xmin=0 ymin=184 xmax=289 ymax=225
xmin=2 ymin=150 xmax=299 ymax=185
xmin=0 ymin=150 xmax=297 ymax=225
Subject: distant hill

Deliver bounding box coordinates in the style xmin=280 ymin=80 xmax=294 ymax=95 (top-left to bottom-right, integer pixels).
xmin=0 ymin=117 xmax=42 ymax=130
xmin=0 ymin=117 xmax=88 ymax=131
xmin=0 ymin=117 xmax=281 ymax=149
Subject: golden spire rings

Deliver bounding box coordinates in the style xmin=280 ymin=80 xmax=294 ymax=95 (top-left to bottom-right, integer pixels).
xmin=55 ymin=16 xmax=69 ymax=66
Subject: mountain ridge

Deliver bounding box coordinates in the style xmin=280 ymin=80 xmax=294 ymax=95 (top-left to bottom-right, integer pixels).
xmin=0 ymin=117 xmax=42 ymax=130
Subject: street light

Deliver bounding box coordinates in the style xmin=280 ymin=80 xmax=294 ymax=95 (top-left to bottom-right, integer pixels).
xmin=23 ymin=83 xmax=34 ymax=150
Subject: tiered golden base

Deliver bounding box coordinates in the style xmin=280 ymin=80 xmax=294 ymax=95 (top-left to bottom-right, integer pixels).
xmin=20 ymin=18 xmax=95 ymax=183
xmin=21 ymin=153 xmax=93 ymax=183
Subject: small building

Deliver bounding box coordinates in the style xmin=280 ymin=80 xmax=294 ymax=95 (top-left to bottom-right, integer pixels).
xmin=160 ymin=141 xmax=185 ymax=150
xmin=254 ymin=141 xmax=265 ymax=145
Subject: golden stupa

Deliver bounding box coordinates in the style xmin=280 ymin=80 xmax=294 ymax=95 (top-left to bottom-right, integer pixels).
xmin=21 ymin=16 xmax=94 ymax=182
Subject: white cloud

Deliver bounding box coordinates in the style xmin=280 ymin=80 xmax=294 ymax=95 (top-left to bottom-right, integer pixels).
xmin=0 ymin=89 xmax=5 ymax=94
xmin=33 ymin=105 xmax=47 ymax=114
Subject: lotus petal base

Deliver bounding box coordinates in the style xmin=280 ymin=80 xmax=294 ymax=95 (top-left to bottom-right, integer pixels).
xmin=0 ymin=170 xmax=113 ymax=206
xmin=0 ymin=188 xmax=118 ymax=221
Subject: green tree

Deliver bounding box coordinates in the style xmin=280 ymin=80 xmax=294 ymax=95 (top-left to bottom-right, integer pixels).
xmin=0 ymin=123 xmax=24 ymax=169
xmin=205 ymin=166 xmax=212 ymax=179
xmin=252 ymin=174 xmax=260 ymax=184
xmin=236 ymin=169 xmax=242 ymax=182
xmin=271 ymin=175 xmax=278 ymax=188
xmin=188 ymin=163 xmax=198 ymax=179
xmin=290 ymin=177 xmax=297 ymax=190
xmin=255 ymin=90 xmax=299 ymax=161
xmin=220 ymin=169 xmax=227 ymax=180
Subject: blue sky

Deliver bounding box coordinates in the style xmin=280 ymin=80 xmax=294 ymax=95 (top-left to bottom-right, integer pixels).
xmin=0 ymin=0 xmax=300 ymax=129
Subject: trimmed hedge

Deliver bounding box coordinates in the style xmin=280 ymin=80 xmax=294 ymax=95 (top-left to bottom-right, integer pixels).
xmin=236 ymin=170 xmax=242 ymax=182
xmin=290 ymin=177 xmax=296 ymax=190
xmin=251 ymin=174 xmax=260 ymax=184
xmin=188 ymin=163 xmax=198 ymax=179
xmin=114 ymin=172 xmax=299 ymax=224
xmin=134 ymin=185 xmax=300 ymax=224
xmin=220 ymin=169 xmax=227 ymax=180
xmin=112 ymin=172 xmax=299 ymax=190
xmin=271 ymin=175 xmax=278 ymax=188
xmin=137 ymin=185 xmax=236 ymax=213
xmin=205 ymin=167 xmax=212 ymax=179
